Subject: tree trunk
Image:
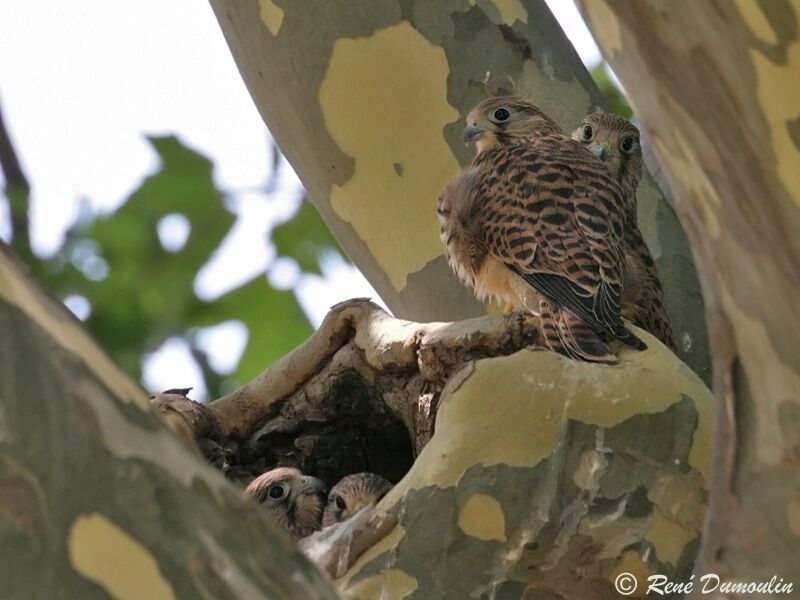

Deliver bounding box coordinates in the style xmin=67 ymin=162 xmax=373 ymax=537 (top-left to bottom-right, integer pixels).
xmin=208 ymin=0 xmax=712 ymax=384
xmin=576 ymin=1 xmax=800 ymax=597
xmin=0 ymin=245 xmax=339 ymax=599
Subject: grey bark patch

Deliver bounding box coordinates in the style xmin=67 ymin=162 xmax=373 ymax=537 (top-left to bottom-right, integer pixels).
xmin=0 ymin=298 xmax=338 ymax=599
xmin=345 ymin=400 xmax=702 ymax=598
xmin=400 ymin=256 xmax=485 ymax=321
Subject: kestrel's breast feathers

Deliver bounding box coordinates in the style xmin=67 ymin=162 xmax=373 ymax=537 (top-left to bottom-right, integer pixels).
xmin=470 ymin=134 xmax=629 ymax=339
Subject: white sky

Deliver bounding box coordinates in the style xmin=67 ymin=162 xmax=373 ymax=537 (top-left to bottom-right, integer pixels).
xmin=0 ymin=0 xmax=602 ymax=399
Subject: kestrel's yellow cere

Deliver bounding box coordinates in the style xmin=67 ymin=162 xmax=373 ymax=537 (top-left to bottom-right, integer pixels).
xmin=322 ymin=472 xmax=392 ymax=527
xmin=571 ymin=113 xmax=677 ymax=351
xmin=438 ymin=96 xmax=646 ymax=363
xmin=245 ymin=467 xmax=327 ymax=538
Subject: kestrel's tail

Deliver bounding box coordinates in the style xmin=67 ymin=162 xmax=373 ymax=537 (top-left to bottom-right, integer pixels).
xmin=539 ymin=299 xmax=617 ymax=364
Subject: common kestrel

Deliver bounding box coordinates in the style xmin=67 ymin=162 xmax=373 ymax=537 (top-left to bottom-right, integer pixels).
xmin=322 ymin=472 xmax=392 ymax=527
xmin=245 ymin=467 xmax=327 ymax=538
xmin=571 ymin=113 xmax=677 ymax=351
xmin=438 ymin=96 xmax=646 ymax=363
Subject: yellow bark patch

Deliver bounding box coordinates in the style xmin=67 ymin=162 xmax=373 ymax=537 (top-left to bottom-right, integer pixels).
xmin=748 ymin=40 xmax=800 ymax=207
xmin=381 ymin=333 xmax=713 ymax=505
xmin=319 ymin=21 xmax=460 ymax=292
xmin=344 ymin=568 xmax=418 ymax=600
xmin=457 ymin=494 xmax=507 ymax=542
xmin=645 ymin=506 xmax=698 ymax=567
xmin=650 ymin=126 xmax=723 ymax=239
xmin=719 ymin=286 xmax=800 ymax=465
xmin=258 ymin=0 xmax=284 ymax=36
xmin=338 ymin=524 xmax=406 ymax=585
xmin=733 ymin=0 xmax=778 ymax=45
xmin=469 ymin=0 xmax=528 ymax=26
xmin=610 ymin=550 xmax=651 ymax=599
xmin=581 ymin=2 xmax=622 ymax=56
xmin=68 ymin=513 xmax=175 ymax=600
xmin=0 ymin=255 xmax=145 ymax=405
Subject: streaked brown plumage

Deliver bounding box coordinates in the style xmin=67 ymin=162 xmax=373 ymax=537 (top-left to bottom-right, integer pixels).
xmin=322 ymin=473 xmax=392 ymax=527
xmin=571 ymin=113 xmax=677 ymax=352
xmin=439 ymin=96 xmax=646 ymax=363
xmin=245 ymin=467 xmax=326 ymax=539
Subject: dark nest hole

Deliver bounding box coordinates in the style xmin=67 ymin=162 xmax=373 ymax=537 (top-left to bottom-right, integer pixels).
xmin=200 ymin=369 xmax=416 ymax=491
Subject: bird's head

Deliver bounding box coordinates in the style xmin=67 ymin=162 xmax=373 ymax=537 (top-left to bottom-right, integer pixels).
xmin=464 ymin=96 xmax=560 ymax=154
xmin=245 ymin=467 xmax=327 ymax=538
xmin=322 ymin=473 xmax=393 ymax=527
xmin=572 ymin=112 xmax=642 ymax=197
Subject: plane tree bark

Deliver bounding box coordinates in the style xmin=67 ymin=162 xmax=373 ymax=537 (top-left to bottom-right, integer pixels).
xmin=0 ymin=246 xmax=340 ymax=599
xmin=577 ymin=1 xmax=800 ymax=596
xmin=5 ymin=1 xmax=774 ymax=598
xmin=208 ymin=0 xmax=711 ymax=384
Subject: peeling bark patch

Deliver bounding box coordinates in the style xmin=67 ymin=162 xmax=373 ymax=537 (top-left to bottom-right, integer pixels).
xmin=747 ymin=38 xmax=800 ymax=207
xmin=735 ymin=0 xmax=780 ymax=45
xmin=610 ymin=549 xmax=652 ymax=594
xmin=382 ymin=332 xmax=712 ymax=497
xmin=646 ymin=506 xmax=699 ymax=566
xmin=319 ymin=21 xmax=461 ymax=291
xmin=458 ymin=493 xmax=507 ymax=541
xmin=68 ymin=513 xmax=176 ymax=600
xmin=469 ymin=0 xmax=528 ymax=26
xmin=580 ymin=2 xmax=622 ymax=56
xmin=258 ymin=0 xmax=284 ymax=36
xmin=345 ymin=568 xmax=418 ymax=599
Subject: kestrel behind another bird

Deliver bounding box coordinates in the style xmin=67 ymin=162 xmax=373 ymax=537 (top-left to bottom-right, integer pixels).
xmin=571 ymin=113 xmax=677 ymax=352
xmin=322 ymin=473 xmax=392 ymax=527
xmin=245 ymin=467 xmax=327 ymax=538
xmin=439 ymin=96 xmax=646 ymax=363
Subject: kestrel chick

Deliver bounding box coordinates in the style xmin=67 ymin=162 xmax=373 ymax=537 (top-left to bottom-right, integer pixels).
xmin=245 ymin=467 xmax=327 ymax=539
xmin=439 ymin=96 xmax=646 ymax=363
xmin=322 ymin=473 xmax=392 ymax=527
xmin=572 ymin=113 xmax=677 ymax=351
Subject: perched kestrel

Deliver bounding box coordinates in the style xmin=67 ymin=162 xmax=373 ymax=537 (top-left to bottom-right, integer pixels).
xmin=322 ymin=473 xmax=392 ymax=527
xmin=571 ymin=113 xmax=677 ymax=351
xmin=245 ymin=467 xmax=327 ymax=538
xmin=439 ymin=96 xmax=646 ymax=363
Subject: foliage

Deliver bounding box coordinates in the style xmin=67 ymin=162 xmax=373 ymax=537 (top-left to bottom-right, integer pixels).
xmin=3 ymin=134 xmax=343 ymax=399
xmin=591 ymin=62 xmax=632 ymax=119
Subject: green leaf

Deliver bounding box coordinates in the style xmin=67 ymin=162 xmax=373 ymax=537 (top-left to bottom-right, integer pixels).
xmin=590 ymin=63 xmax=632 ymax=120
xmin=272 ymin=198 xmax=347 ymax=275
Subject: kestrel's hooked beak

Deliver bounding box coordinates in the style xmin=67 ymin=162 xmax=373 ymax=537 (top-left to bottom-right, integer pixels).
xmin=298 ymin=476 xmax=326 ymax=497
xmin=464 ymin=123 xmax=486 ymax=144
xmin=591 ymin=141 xmax=613 ymax=161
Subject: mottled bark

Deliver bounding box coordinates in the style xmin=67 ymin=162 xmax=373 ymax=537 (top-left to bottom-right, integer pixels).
xmin=0 ymin=245 xmax=339 ymax=599
xmin=208 ymin=0 xmax=711 ymax=384
xmin=155 ymin=298 xmax=539 ymax=486
xmin=577 ymin=1 xmax=800 ymax=597
xmin=161 ymin=296 xmax=711 ymax=599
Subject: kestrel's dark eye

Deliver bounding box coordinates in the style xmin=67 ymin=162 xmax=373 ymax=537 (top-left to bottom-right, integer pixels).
xmin=582 ymin=125 xmax=593 ymax=141
xmin=492 ymin=108 xmax=510 ymax=122
xmin=620 ymin=136 xmax=635 ymax=154
xmin=335 ymin=496 xmax=347 ymax=511
xmin=267 ymin=484 xmax=288 ymax=500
